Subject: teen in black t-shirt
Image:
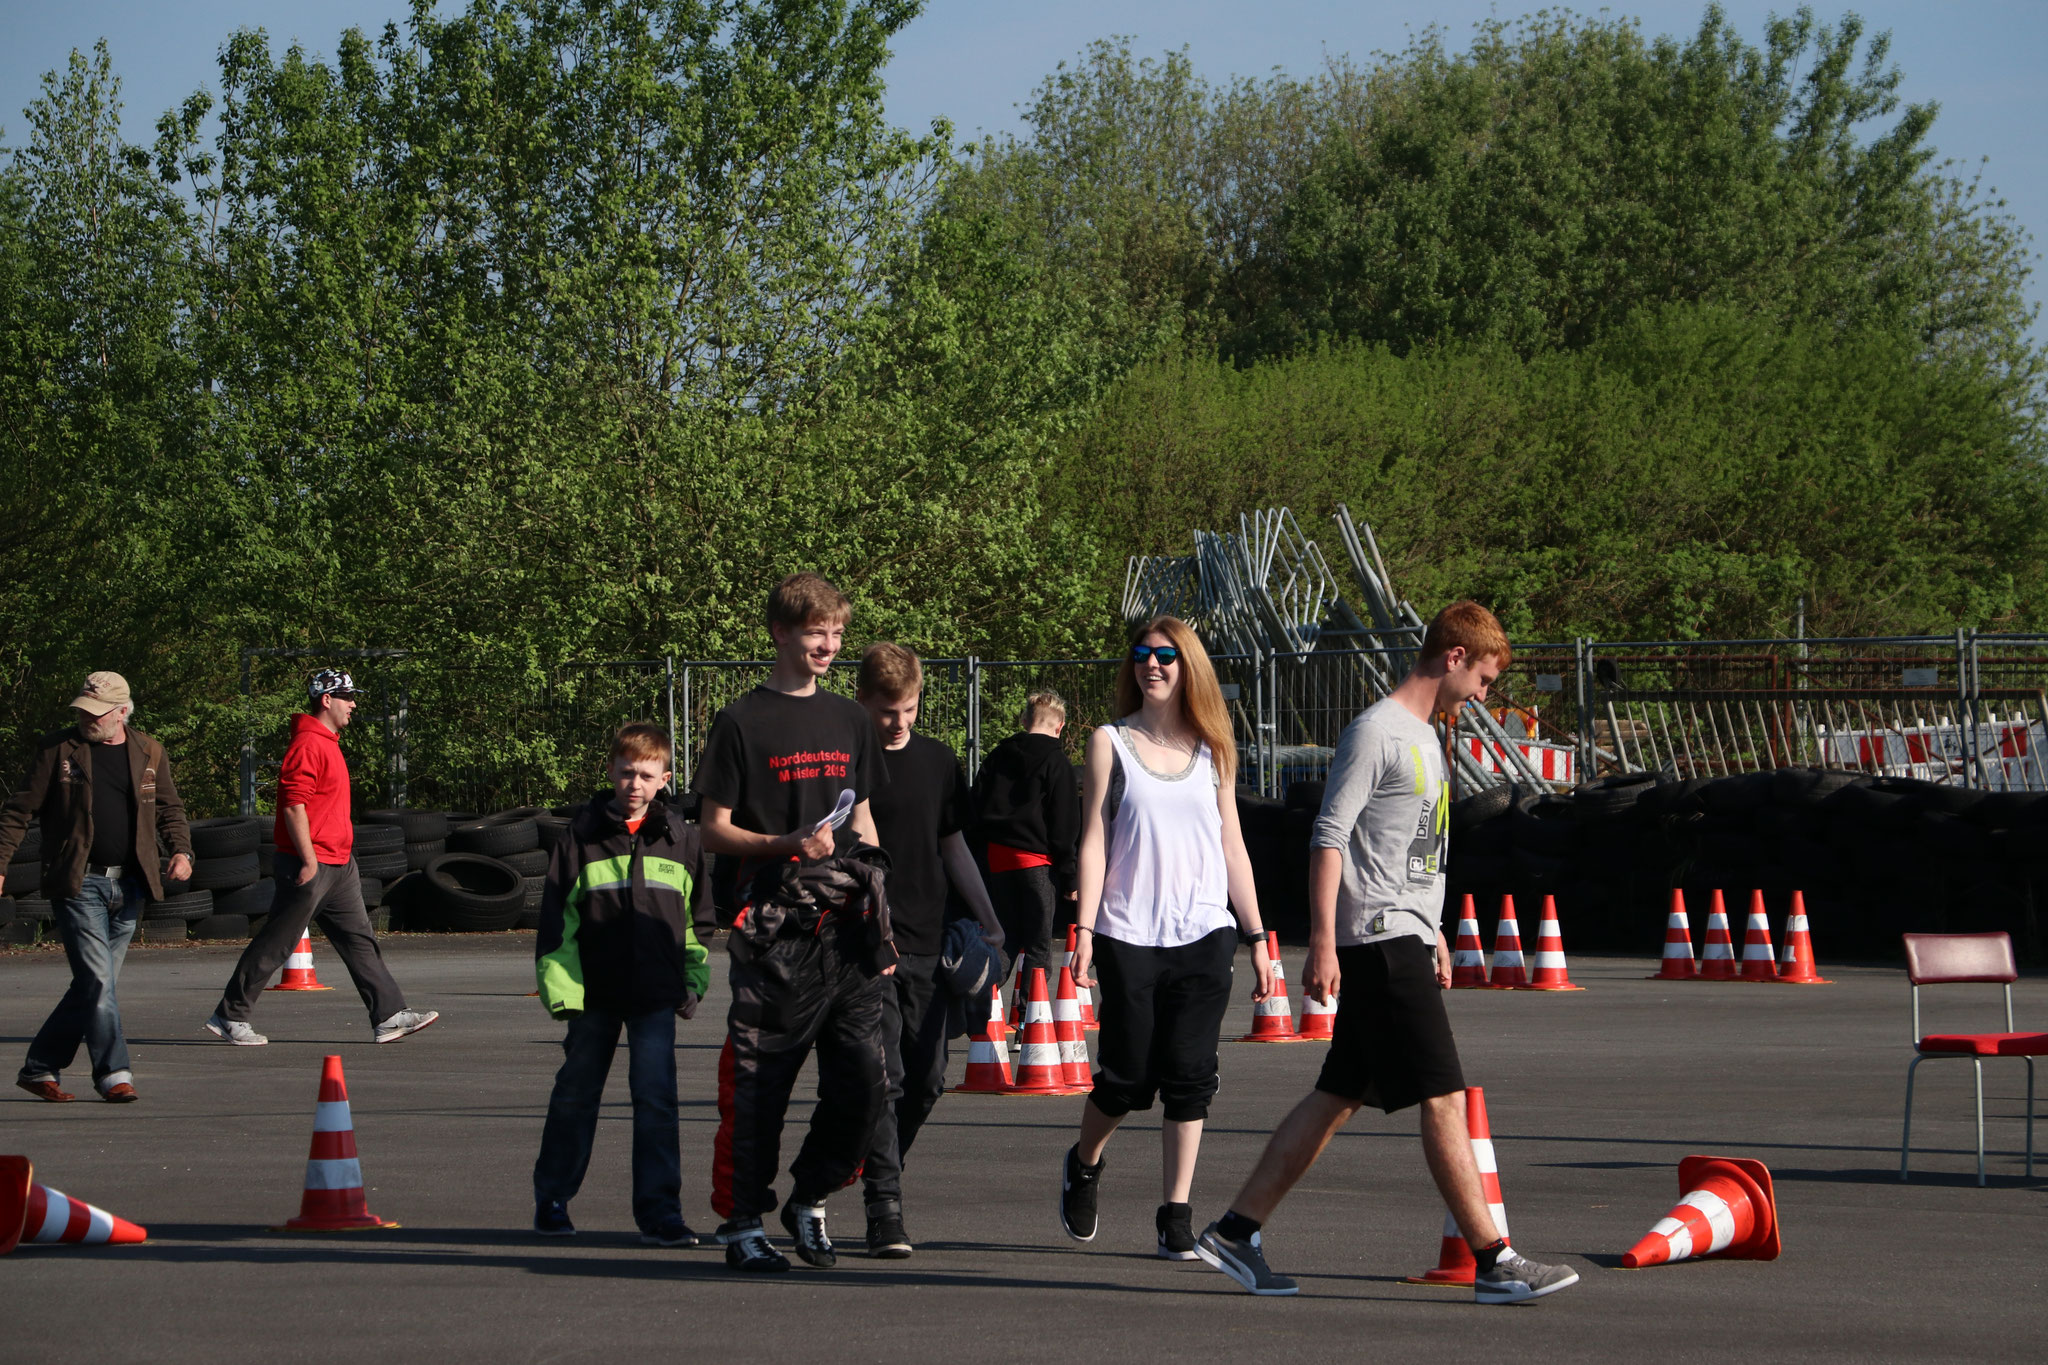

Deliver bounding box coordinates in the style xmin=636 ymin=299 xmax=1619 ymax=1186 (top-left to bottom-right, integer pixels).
xmin=694 ymin=572 xmax=893 ymax=1276
xmin=855 ymin=643 xmax=1005 ymax=1259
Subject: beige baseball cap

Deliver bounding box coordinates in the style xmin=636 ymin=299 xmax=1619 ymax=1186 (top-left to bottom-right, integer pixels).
xmin=70 ymin=671 xmax=132 ymax=716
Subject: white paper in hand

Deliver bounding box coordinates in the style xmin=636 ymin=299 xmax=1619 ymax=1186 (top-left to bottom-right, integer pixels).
xmin=812 ymin=787 xmax=857 ymax=838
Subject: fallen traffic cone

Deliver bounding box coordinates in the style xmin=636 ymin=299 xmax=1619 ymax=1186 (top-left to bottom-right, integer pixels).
xmin=1064 ymin=926 xmax=1100 ymax=1030
xmin=1487 ymin=896 xmax=1529 ymax=989
xmin=1621 ymin=1155 xmax=1780 ymax=1268
xmin=1 ymin=1156 xmax=147 ymax=1253
xmin=1521 ymin=895 xmax=1583 ymax=991
xmin=272 ymin=929 xmax=333 ymax=992
xmin=276 ymin=1055 xmax=399 ymax=1231
xmin=1239 ymin=931 xmax=1304 ymax=1041
xmin=1296 ymin=985 xmax=1337 ymax=1039
xmin=1004 ymin=970 xmax=1082 ymax=1095
xmin=1053 ymin=960 xmax=1093 ymax=1089
xmin=1737 ymin=891 xmax=1778 ymax=982
xmin=1775 ymin=891 xmax=1832 ymax=984
xmin=1404 ymin=1087 xmax=1510 ymax=1285
xmin=1450 ymin=898 xmax=1488 ymax=988
xmin=951 ymin=991 xmax=1015 ymax=1093
xmin=1697 ymin=892 xmax=1739 ymax=981
xmin=1649 ymin=890 xmax=1698 ymax=980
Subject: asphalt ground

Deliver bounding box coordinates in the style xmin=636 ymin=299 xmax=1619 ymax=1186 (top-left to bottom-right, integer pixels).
xmin=2 ymin=933 xmax=2043 ymax=1364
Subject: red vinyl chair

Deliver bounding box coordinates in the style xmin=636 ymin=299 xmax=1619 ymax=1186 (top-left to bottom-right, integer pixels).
xmin=1901 ymin=932 xmax=2046 ymax=1185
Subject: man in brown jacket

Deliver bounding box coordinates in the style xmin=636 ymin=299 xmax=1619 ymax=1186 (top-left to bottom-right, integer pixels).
xmin=0 ymin=671 xmax=193 ymax=1102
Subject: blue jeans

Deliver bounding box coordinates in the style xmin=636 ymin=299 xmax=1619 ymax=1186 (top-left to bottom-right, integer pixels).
xmin=21 ymin=873 xmax=142 ymax=1090
xmin=532 ymin=1006 xmax=681 ymax=1231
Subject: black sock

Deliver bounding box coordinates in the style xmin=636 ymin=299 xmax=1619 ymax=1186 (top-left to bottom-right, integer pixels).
xmin=1471 ymin=1236 xmax=1508 ymax=1271
xmin=1217 ymin=1210 xmax=1261 ymax=1242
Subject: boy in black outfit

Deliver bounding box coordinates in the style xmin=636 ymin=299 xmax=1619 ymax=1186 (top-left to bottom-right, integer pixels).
xmin=696 ymin=572 xmax=892 ymax=1273
xmin=531 ymin=723 xmax=708 ymax=1246
xmin=854 ymin=643 xmax=1006 ymax=1258
xmin=972 ymin=690 xmax=1081 ymax=979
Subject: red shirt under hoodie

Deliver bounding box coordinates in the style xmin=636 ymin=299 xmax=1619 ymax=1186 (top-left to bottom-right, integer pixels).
xmin=273 ymin=713 xmax=354 ymax=865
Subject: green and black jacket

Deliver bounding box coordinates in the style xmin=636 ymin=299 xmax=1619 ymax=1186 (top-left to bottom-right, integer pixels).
xmin=535 ymin=796 xmax=709 ymax=1019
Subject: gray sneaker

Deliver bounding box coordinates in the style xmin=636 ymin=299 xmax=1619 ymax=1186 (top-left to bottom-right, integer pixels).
xmin=373 ymin=1008 xmax=440 ymax=1044
xmin=1194 ymin=1223 xmax=1299 ymax=1296
xmin=203 ymin=1013 xmax=267 ymax=1046
xmin=1474 ymin=1248 xmax=1580 ymax=1304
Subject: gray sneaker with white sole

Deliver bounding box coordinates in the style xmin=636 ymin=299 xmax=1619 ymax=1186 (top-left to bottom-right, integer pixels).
xmin=1474 ymin=1249 xmax=1580 ymax=1304
xmin=373 ymin=1008 xmax=440 ymax=1043
xmin=202 ymin=1013 xmax=267 ymax=1046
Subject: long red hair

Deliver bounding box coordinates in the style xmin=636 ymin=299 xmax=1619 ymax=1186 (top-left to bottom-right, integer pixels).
xmin=1114 ymin=616 xmax=1238 ymax=786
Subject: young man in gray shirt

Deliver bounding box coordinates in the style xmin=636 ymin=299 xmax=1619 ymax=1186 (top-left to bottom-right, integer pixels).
xmin=1193 ymin=602 xmax=1579 ymax=1305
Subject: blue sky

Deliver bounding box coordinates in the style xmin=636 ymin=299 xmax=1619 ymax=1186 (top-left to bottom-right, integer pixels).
xmin=5 ymin=1 xmax=2044 ymax=338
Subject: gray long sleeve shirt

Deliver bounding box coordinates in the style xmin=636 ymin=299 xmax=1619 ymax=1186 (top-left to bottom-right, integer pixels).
xmin=1310 ymin=697 xmax=1451 ymax=947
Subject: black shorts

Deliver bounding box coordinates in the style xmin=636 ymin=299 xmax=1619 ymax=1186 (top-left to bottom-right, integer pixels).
xmin=1314 ymin=937 xmax=1465 ymax=1114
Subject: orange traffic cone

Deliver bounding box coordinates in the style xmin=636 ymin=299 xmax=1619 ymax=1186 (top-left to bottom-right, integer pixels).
xmin=1775 ymin=891 xmax=1832 ymax=984
xmin=1487 ymin=897 xmax=1529 ymax=989
xmin=951 ymin=992 xmax=1015 ymax=1093
xmin=987 ymin=979 xmax=1011 ymax=1036
xmin=1621 ymin=1155 xmax=1780 ymax=1268
xmin=1296 ymin=985 xmax=1337 ymax=1039
xmin=1649 ymin=890 xmax=1697 ymax=980
xmin=1 ymin=1156 xmax=146 ymax=1253
xmin=1521 ymin=895 xmax=1583 ymax=991
xmin=1053 ymin=960 xmax=1093 ymax=1089
xmin=1450 ymin=898 xmax=1488 ymax=988
xmin=1737 ymin=891 xmax=1778 ymax=982
xmin=1064 ymin=926 xmax=1100 ymax=1030
xmin=272 ymin=929 xmax=333 ymax=992
xmin=1004 ymin=970 xmax=1082 ymax=1095
xmin=1697 ymin=892 xmax=1738 ymax=981
xmin=1239 ymin=931 xmax=1303 ymax=1041
xmin=276 ymin=1055 xmax=399 ymax=1231
xmin=1404 ymin=1087 xmax=1510 ymax=1285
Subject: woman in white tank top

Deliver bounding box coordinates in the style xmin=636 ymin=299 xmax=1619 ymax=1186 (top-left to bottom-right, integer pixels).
xmin=1057 ymin=617 xmax=1274 ymax=1260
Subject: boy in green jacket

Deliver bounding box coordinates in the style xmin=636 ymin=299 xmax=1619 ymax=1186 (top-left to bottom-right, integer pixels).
xmin=533 ymin=723 xmax=709 ymax=1246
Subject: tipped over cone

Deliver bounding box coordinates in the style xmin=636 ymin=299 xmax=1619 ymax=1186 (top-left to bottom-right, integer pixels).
xmin=1622 ymin=1156 xmax=1780 ymax=1268
xmin=2 ymin=1156 xmax=147 ymax=1253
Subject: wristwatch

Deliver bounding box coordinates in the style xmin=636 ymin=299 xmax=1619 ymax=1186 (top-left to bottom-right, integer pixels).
xmin=1237 ymin=926 xmax=1266 ymax=948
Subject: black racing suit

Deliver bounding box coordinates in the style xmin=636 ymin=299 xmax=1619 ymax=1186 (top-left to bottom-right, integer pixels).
xmin=711 ymin=846 xmax=898 ymax=1220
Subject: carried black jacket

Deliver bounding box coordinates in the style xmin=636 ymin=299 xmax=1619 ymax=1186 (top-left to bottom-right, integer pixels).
xmin=970 ymin=732 xmax=1081 ymax=895
xmin=534 ymin=796 xmax=709 ymax=1019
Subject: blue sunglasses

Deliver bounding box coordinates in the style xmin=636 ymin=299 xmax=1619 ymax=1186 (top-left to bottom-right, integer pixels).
xmin=1130 ymin=645 xmax=1181 ymax=665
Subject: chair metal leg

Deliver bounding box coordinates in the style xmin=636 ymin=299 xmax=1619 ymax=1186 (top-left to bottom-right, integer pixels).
xmin=1902 ymin=1056 xmax=1923 ymax=1181
xmin=1974 ymin=1058 xmax=1986 ymax=1187
xmin=2027 ymin=1059 xmax=2036 ymax=1180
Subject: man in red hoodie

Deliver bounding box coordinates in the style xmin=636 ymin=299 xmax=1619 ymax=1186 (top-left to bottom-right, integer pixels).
xmin=204 ymin=670 xmax=438 ymax=1046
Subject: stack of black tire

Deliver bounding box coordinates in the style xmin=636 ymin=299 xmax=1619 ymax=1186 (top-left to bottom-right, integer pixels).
xmin=161 ymin=816 xmax=265 ymax=942
xmin=1444 ymin=769 xmax=2048 ymax=964
xmin=379 ymin=807 xmax=559 ymax=933
xmin=4 ymin=822 xmax=48 ymax=945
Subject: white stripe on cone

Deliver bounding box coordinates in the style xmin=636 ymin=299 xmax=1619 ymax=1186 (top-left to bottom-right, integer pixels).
xmin=313 ymin=1100 xmax=353 ymax=1132
xmin=304 ymin=1158 xmax=365 ymax=1190
xmin=1649 ymin=1189 xmax=1736 ymax=1261
xmin=967 ymin=1036 xmax=1009 ymax=1067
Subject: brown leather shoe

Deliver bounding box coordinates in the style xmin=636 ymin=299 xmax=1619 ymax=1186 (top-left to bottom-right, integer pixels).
xmin=100 ymin=1082 xmax=138 ymax=1103
xmin=16 ymin=1078 xmax=74 ymax=1102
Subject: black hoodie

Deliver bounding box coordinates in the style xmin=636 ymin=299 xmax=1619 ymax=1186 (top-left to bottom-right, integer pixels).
xmin=970 ymin=732 xmax=1081 ymax=896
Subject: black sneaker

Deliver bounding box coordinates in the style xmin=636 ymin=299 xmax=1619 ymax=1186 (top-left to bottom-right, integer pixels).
xmin=639 ymin=1217 xmax=701 ymax=1248
xmin=1156 ymin=1202 xmax=1197 ymax=1260
xmin=1474 ymin=1248 xmax=1579 ymax=1304
xmin=866 ymin=1201 xmax=912 ymax=1259
xmin=723 ymin=1218 xmax=790 ymax=1273
xmin=780 ymin=1198 xmax=836 ymax=1268
xmin=1194 ymin=1222 xmax=1298 ymax=1295
xmin=1058 ymin=1144 xmax=1103 ymax=1242
xmin=533 ymin=1200 xmax=575 ymax=1238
